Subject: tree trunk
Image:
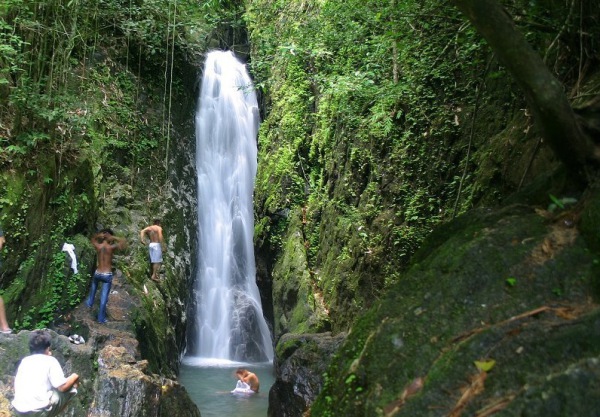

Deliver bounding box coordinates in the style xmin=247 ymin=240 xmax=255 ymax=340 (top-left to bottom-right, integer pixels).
xmin=451 ymin=0 xmax=599 ymax=182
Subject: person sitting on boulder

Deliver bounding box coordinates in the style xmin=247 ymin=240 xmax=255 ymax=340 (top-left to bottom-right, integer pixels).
xmin=12 ymin=330 xmax=79 ymax=417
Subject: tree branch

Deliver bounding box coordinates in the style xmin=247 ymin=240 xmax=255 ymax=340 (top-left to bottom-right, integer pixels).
xmin=451 ymin=0 xmax=599 ymax=182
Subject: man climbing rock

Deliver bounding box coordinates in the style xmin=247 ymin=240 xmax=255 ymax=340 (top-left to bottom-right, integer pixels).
xmin=86 ymin=229 xmax=127 ymax=324
xmin=140 ymin=219 xmax=165 ymax=282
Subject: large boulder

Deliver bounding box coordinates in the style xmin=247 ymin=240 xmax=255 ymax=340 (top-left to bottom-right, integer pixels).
xmin=269 ymin=332 xmax=346 ymax=417
xmin=308 ymin=197 xmax=600 ymax=416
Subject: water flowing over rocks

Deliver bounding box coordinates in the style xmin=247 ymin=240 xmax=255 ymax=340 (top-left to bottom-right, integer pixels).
xmin=191 ymin=50 xmax=273 ymax=363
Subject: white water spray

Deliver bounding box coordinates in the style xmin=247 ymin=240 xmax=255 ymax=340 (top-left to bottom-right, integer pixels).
xmin=193 ymin=50 xmax=273 ymax=363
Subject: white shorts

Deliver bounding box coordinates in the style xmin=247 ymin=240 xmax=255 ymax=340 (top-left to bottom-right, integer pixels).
xmin=149 ymin=242 xmax=163 ymax=263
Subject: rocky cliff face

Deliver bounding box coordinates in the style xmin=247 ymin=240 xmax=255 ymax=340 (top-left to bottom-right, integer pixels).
xmin=270 ymin=186 xmax=600 ymax=416
xmin=0 ymin=270 xmax=200 ymax=417
xmin=245 ymin=1 xmax=600 ymax=415
xmin=268 ymin=332 xmax=345 ymax=417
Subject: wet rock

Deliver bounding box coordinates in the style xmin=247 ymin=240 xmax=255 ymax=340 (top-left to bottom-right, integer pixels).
xmin=309 ymin=202 xmax=600 ymax=416
xmin=268 ymin=332 xmax=346 ymax=417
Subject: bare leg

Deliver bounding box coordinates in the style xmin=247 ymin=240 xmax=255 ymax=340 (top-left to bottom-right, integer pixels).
xmin=151 ymin=263 xmax=161 ymax=281
xmin=46 ymin=388 xmax=77 ymax=417
xmin=0 ymin=296 xmax=10 ymax=331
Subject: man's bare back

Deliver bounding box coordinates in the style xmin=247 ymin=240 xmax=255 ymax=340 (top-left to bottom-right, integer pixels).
xmin=91 ymin=231 xmax=126 ymax=273
xmin=235 ymin=368 xmax=260 ymax=393
xmin=140 ymin=220 xmax=165 ymax=282
xmin=140 ymin=224 xmax=164 ymax=245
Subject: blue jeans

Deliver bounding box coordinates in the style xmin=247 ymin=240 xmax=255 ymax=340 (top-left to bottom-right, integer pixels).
xmin=85 ymin=271 xmax=113 ymax=323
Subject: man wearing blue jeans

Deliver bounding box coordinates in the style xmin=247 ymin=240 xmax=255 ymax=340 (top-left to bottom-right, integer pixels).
xmin=86 ymin=229 xmax=126 ymax=324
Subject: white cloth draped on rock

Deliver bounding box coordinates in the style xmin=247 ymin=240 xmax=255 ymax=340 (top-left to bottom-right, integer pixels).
xmin=61 ymin=243 xmax=78 ymax=273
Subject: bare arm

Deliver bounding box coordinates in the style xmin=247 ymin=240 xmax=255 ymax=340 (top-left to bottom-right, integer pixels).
xmin=139 ymin=227 xmax=149 ymax=244
xmin=57 ymin=373 xmax=79 ymax=393
xmin=0 ymin=235 xmax=4 ymax=251
xmin=246 ymin=374 xmax=260 ymax=392
xmin=157 ymin=228 xmax=165 ymax=250
xmin=90 ymin=233 xmax=103 ymax=249
xmin=109 ymin=236 xmax=128 ymax=250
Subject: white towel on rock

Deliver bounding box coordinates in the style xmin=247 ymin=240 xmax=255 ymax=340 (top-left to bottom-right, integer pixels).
xmin=61 ymin=243 xmax=78 ymax=273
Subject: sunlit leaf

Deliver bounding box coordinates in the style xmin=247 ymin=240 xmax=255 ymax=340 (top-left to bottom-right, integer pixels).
xmin=474 ymin=359 xmax=496 ymax=372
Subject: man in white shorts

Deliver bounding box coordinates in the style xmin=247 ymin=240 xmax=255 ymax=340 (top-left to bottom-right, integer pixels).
xmin=140 ymin=219 xmax=165 ymax=282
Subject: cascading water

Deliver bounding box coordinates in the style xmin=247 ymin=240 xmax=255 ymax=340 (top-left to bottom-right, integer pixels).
xmin=191 ymin=50 xmax=273 ymax=363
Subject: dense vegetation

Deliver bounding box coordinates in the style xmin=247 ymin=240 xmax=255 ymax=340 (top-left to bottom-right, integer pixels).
xmin=248 ymin=0 xmax=600 ymax=334
xmin=1 ymin=0 xmax=600 ymax=413
xmin=0 ymin=0 xmax=216 ymax=332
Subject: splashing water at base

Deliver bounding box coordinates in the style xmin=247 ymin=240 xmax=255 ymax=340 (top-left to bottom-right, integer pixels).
xmin=180 ymin=358 xmax=274 ymax=417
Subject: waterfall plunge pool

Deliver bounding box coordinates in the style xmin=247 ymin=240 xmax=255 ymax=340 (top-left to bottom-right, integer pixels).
xmin=180 ymin=357 xmax=274 ymax=417
xmin=185 ymin=50 xmax=275 ymax=416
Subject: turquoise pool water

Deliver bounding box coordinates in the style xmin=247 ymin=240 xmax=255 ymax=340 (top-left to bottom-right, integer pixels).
xmin=179 ymin=358 xmax=274 ymax=417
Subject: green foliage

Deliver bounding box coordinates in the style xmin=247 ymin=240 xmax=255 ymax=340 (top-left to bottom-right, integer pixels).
xmin=0 ymin=0 xmax=221 ymax=329
xmin=250 ymin=0 xmax=600 ymax=333
xmin=7 ymin=225 xmax=90 ymax=330
xmin=248 ymin=0 xmax=493 ymax=329
xmin=0 ymin=0 xmax=213 ymax=171
xmin=474 ymin=358 xmax=496 ymax=372
xmin=548 ymin=194 xmax=577 ymax=213
xmin=36 ymin=251 xmax=68 ymax=328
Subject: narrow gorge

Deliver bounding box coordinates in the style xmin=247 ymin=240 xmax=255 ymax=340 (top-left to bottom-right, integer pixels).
xmin=1 ymin=1 xmax=599 ymax=416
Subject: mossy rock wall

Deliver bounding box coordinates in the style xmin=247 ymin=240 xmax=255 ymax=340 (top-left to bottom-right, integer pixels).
xmin=247 ymin=0 xmax=595 ymax=340
xmin=309 ymin=198 xmax=600 ymax=416
xmin=126 ymin=54 xmax=200 ymax=377
xmin=272 ymin=209 xmax=331 ymax=338
xmin=0 ymin=157 xmax=97 ymax=329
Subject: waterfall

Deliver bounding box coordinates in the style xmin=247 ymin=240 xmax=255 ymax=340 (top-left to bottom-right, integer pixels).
xmin=192 ymin=50 xmax=273 ymax=363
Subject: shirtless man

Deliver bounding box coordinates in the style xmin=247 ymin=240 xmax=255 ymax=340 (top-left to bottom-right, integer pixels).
xmin=140 ymin=219 xmax=165 ymax=282
xmin=86 ymin=229 xmax=127 ymax=323
xmin=235 ymin=368 xmax=260 ymax=393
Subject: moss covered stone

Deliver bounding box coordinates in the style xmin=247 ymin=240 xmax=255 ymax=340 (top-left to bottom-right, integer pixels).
xmin=311 ymin=200 xmax=598 ymax=416
xmin=272 ymin=209 xmax=330 ymax=337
